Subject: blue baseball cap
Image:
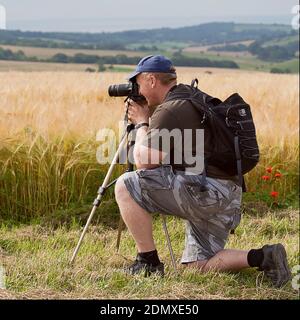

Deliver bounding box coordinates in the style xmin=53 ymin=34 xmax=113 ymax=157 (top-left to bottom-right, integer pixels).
xmin=127 ymin=55 xmax=175 ymax=81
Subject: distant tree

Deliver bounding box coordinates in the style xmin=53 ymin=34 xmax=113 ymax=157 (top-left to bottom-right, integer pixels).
xmin=85 ymin=67 xmax=96 ymax=73
xmin=72 ymin=53 xmax=99 ymax=64
xmin=173 ymin=50 xmax=183 ymax=58
xmin=15 ymin=50 xmax=26 ymax=61
xmin=0 ymin=47 xmax=30 ymax=61
xmin=51 ymin=53 xmax=69 ymax=63
xmin=138 ymin=45 xmax=149 ymax=51
xmin=270 ymin=67 xmax=291 ymax=74
xmin=98 ymin=64 xmax=106 ymax=72
xmin=249 ymin=40 xmax=297 ymax=61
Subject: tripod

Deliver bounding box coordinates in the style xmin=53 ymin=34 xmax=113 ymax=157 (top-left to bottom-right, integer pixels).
xmin=70 ymin=113 xmax=177 ymax=272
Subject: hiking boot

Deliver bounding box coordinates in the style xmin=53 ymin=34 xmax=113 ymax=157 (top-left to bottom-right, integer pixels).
xmin=259 ymin=243 xmax=291 ymax=288
xmin=125 ymin=255 xmax=164 ymax=277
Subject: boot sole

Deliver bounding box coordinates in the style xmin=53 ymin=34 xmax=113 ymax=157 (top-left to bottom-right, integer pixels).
xmin=271 ymin=243 xmax=292 ymax=288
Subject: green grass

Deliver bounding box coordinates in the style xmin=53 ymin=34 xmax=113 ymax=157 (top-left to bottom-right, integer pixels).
xmin=268 ymin=59 xmax=299 ymax=73
xmin=0 ymin=208 xmax=299 ymax=299
xmin=183 ymin=51 xmax=262 ymax=69
xmin=262 ymin=35 xmax=299 ymax=47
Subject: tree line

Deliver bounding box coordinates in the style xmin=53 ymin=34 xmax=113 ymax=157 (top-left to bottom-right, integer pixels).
xmin=248 ymin=40 xmax=299 ymax=61
xmin=0 ymin=23 xmax=296 ymax=50
xmin=208 ymin=39 xmax=299 ymax=62
xmin=0 ymin=47 xmax=240 ymax=69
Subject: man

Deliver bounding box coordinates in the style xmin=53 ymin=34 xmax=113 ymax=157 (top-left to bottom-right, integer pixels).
xmin=115 ymin=55 xmax=291 ymax=288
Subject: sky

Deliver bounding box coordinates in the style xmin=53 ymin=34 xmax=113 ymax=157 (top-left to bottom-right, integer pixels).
xmin=0 ymin=0 xmax=298 ymax=32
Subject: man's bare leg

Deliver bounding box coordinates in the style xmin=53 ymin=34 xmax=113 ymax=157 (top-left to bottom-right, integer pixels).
xmin=115 ymin=177 xmax=156 ymax=253
xmin=185 ymin=249 xmax=250 ymax=272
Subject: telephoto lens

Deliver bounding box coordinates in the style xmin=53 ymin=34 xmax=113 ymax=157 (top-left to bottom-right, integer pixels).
xmin=108 ymin=82 xmax=146 ymax=102
xmin=108 ymin=83 xmax=133 ymax=97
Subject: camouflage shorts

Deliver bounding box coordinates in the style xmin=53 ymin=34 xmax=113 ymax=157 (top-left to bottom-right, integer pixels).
xmin=122 ymin=165 xmax=242 ymax=263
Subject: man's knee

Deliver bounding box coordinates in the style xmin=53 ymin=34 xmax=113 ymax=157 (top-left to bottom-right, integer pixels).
xmin=115 ymin=174 xmax=130 ymax=203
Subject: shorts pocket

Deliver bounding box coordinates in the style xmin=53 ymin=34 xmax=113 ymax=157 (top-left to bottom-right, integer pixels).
xmin=186 ymin=185 xmax=221 ymax=206
xmin=138 ymin=165 xmax=174 ymax=191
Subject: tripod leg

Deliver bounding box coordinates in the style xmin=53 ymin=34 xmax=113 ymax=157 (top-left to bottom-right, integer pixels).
xmin=70 ymin=203 xmax=99 ymax=264
xmin=70 ymin=133 xmax=129 ymax=265
xmin=115 ymin=124 xmax=135 ymax=252
xmin=161 ymin=215 xmax=177 ymax=272
xmin=116 ymin=217 xmax=125 ymax=252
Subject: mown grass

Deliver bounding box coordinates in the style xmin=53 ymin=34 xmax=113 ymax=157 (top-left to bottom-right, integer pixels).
xmin=0 ymin=208 xmax=299 ymax=299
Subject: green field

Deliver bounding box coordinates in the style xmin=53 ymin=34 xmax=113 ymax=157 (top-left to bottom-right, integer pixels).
xmin=269 ymin=59 xmax=299 ymax=73
xmin=0 ymin=208 xmax=298 ymax=299
xmin=183 ymin=51 xmax=299 ymax=73
xmin=262 ymin=35 xmax=299 ymax=47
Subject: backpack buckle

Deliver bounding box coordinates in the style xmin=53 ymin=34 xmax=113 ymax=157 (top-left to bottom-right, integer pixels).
xmin=191 ymin=79 xmax=199 ymax=88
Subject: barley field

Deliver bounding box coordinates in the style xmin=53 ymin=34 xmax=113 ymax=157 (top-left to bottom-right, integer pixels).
xmin=0 ymin=68 xmax=299 ymax=299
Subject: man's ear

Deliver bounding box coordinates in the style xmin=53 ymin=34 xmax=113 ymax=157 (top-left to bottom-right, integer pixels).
xmin=150 ymin=74 xmax=157 ymax=88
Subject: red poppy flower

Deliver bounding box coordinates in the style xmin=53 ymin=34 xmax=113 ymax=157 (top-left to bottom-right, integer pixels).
xmin=275 ymin=173 xmax=282 ymax=178
xmin=266 ymin=167 xmax=273 ymax=173
xmin=262 ymin=175 xmax=270 ymax=181
xmin=270 ymin=191 xmax=279 ymax=198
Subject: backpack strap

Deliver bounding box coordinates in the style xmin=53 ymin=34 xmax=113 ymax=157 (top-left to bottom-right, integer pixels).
xmin=200 ymin=159 xmax=208 ymax=191
xmin=234 ymin=136 xmax=243 ymax=188
xmin=242 ymin=177 xmax=247 ymax=192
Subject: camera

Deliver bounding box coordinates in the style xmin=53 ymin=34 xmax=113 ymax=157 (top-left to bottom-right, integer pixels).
xmin=108 ymin=81 xmax=146 ymax=102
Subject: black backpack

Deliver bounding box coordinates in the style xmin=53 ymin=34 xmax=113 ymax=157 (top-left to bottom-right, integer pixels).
xmin=165 ymin=79 xmax=260 ymax=191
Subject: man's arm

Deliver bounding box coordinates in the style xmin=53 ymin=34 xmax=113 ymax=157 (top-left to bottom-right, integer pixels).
xmin=133 ymin=125 xmax=167 ymax=169
xmin=126 ymin=99 xmax=173 ymax=169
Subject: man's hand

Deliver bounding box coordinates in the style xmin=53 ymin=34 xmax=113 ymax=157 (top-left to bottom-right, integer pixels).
xmin=125 ymin=99 xmax=165 ymax=169
xmin=126 ymin=99 xmax=150 ymax=125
